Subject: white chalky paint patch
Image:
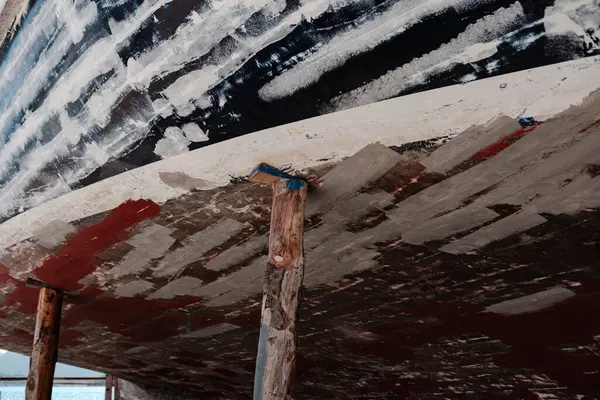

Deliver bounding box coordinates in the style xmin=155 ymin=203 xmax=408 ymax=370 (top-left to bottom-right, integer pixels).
xmin=327 ymin=2 xmax=528 ymax=110
xmin=485 ymin=287 xmax=576 ymax=315
xmin=154 ymin=127 xmax=191 ymax=159
xmin=181 ymin=123 xmax=209 ymax=142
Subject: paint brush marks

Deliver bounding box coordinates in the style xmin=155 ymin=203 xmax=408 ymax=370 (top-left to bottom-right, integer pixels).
xmin=0 ymin=0 xmax=599 ymax=222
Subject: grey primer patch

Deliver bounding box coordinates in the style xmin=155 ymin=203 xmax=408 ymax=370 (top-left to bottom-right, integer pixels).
xmin=159 ymin=171 xmax=216 ymax=190
xmin=179 ymin=323 xmax=240 ymax=338
xmin=203 ymin=236 xmax=267 ymax=271
xmin=34 ymin=220 xmax=76 ymax=248
xmin=114 ymin=280 xmax=154 ymax=297
xmin=125 ymin=346 xmax=150 ymax=355
xmin=148 ymin=276 xmax=204 ymax=300
xmin=440 ymin=211 xmax=547 ymax=254
xmin=421 ymin=116 xmax=520 ymax=174
xmin=109 ymin=223 xmax=175 ymax=277
xmin=306 ymin=143 xmax=402 ymax=217
xmin=203 ymin=256 xmax=267 ymax=307
xmin=485 ymin=287 xmax=576 ymax=315
xmin=401 ymin=204 xmax=498 ymax=245
xmin=153 ymin=218 xmax=246 ymax=278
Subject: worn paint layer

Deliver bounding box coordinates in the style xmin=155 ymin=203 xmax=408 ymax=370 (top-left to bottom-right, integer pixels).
xmin=0 ymin=0 xmax=599 ymax=222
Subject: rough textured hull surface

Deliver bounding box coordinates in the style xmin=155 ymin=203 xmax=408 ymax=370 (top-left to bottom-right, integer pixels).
xmin=1 ymin=90 xmax=600 ymax=398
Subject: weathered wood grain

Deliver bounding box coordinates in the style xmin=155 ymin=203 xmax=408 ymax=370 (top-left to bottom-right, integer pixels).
xmin=25 ymin=287 xmax=64 ymax=400
xmin=254 ymin=178 xmax=308 ymax=400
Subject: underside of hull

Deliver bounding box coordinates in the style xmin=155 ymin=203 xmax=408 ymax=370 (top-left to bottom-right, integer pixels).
xmin=0 ymin=86 xmax=598 ymax=398
xmin=1 ymin=1 xmax=600 ymax=398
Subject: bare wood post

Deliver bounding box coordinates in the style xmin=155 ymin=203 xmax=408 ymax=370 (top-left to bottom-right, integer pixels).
xmin=25 ymin=284 xmax=64 ymax=400
xmin=114 ymin=377 xmax=120 ymax=400
xmin=250 ymin=164 xmax=308 ymax=400
xmin=105 ymin=375 xmax=113 ymax=400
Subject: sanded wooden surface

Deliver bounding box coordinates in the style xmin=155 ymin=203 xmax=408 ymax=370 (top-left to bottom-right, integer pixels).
xmin=26 ymin=287 xmax=64 ymax=400
xmin=254 ymin=178 xmax=308 ymax=400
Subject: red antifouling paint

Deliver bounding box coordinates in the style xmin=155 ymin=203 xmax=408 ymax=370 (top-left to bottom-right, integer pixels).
xmin=3 ymin=199 xmax=160 ymax=314
xmin=35 ymin=199 xmax=160 ymax=291
xmin=580 ymin=119 xmax=600 ymax=134
xmin=0 ymin=263 xmax=10 ymax=284
xmin=473 ymin=127 xmax=537 ymax=160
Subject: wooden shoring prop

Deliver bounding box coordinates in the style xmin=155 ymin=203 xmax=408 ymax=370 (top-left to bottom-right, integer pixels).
xmin=249 ymin=163 xmax=308 ymax=400
xmin=25 ymin=278 xmax=64 ymax=400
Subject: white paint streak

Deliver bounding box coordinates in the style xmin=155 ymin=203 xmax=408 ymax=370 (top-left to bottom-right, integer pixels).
xmin=259 ymin=0 xmax=503 ymax=101
xmin=181 ymin=123 xmax=209 ymax=142
xmin=486 ymin=287 xmax=576 ymax=315
xmin=128 ymin=0 xmax=274 ymax=88
xmin=55 ymin=0 xmax=98 ymax=43
xmin=0 ymin=0 xmax=172 ymax=216
xmin=0 ymin=0 xmax=340 ymax=219
xmin=153 ymin=0 xmax=332 ymax=118
xmin=154 ymin=127 xmax=191 ymax=158
xmin=545 ymin=0 xmax=600 ymax=52
xmin=328 ymin=2 xmax=527 ymax=110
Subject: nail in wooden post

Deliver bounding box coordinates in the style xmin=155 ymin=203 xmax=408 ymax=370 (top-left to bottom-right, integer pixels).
xmin=249 ymin=164 xmax=308 ymax=400
xmin=26 ymin=286 xmax=64 ymax=400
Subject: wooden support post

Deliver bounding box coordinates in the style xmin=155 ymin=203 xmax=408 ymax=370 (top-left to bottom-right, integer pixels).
xmin=250 ymin=164 xmax=308 ymax=400
xmin=105 ymin=375 xmax=113 ymax=400
xmin=114 ymin=376 xmax=120 ymax=400
xmin=25 ymin=286 xmax=64 ymax=400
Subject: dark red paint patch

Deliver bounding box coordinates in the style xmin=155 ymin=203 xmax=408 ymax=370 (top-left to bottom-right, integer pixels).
xmin=473 ymin=127 xmax=537 ymax=159
xmin=391 ymin=172 xmax=446 ymax=202
xmin=0 ymin=263 xmax=10 ymax=284
xmin=510 ymin=386 xmax=542 ymax=400
xmin=5 ymin=283 xmax=41 ymax=314
xmin=191 ymin=312 xmax=226 ymax=327
xmin=579 ymin=119 xmax=600 ymax=134
xmin=35 ymin=199 xmax=160 ymax=291
xmin=123 ymin=313 xmax=187 ymax=342
xmin=79 ymin=351 xmax=114 ymax=365
xmin=63 ymin=293 xmax=199 ymax=342
xmin=76 ymin=284 xmax=105 ymax=301
xmin=227 ymin=309 xmax=261 ymax=327
xmin=2 ymin=199 xmax=160 ymax=317
xmin=9 ymin=328 xmax=34 ymax=347
xmin=367 ymin=161 xmax=426 ymax=194
xmin=59 ymin=329 xmax=85 ymax=348
xmin=349 ymin=279 xmax=600 ymax=397
xmin=376 ymin=377 xmax=436 ymax=397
